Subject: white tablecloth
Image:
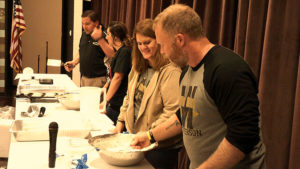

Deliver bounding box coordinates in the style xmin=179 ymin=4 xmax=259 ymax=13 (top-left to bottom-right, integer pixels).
xmin=7 ymin=136 xmax=153 ymax=169
xmin=7 ymin=74 xmax=153 ymax=169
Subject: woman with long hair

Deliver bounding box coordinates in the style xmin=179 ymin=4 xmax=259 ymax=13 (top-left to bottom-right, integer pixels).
xmin=112 ymin=19 xmax=182 ymax=169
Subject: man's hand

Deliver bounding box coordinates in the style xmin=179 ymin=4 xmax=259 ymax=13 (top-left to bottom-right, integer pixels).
xmin=91 ymin=25 xmax=103 ymax=41
xmin=64 ymin=61 xmax=75 ymax=72
xmin=130 ymin=132 xmax=151 ymax=149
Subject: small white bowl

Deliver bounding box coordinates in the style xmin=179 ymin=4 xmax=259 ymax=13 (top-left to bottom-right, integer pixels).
xmin=58 ymin=93 xmax=80 ymax=110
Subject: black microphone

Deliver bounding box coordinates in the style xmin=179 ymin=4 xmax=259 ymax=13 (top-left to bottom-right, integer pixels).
xmin=38 ymin=107 xmax=46 ymax=117
xmin=49 ymin=122 xmax=58 ymax=168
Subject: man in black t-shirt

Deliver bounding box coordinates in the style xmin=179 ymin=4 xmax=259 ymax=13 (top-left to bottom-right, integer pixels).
xmin=131 ymin=4 xmax=266 ymax=169
xmin=64 ymin=10 xmax=114 ymax=87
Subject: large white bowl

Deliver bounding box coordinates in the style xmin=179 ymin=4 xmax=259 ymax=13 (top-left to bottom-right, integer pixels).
xmin=57 ymin=93 xmax=80 ymax=110
xmin=89 ymin=134 xmax=146 ymax=166
xmin=99 ymin=149 xmax=144 ymax=166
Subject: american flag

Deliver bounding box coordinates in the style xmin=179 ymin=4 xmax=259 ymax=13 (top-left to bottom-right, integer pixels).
xmin=10 ymin=0 xmax=26 ymax=73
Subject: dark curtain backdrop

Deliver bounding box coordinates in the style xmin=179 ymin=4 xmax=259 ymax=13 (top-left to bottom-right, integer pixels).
xmin=92 ymin=0 xmax=300 ymax=169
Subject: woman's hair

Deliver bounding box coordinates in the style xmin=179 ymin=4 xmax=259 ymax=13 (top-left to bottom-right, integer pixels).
xmin=108 ymin=21 xmax=132 ymax=47
xmin=132 ymin=19 xmax=169 ymax=73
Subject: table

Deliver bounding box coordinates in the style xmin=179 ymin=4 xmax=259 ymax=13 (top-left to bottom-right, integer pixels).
xmin=7 ymin=135 xmax=153 ymax=169
xmin=7 ymin=74 xmax=154 ymax=169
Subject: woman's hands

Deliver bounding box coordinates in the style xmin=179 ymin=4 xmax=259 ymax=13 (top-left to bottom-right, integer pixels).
xmin=110 ymin=121 xmax=125 ymax=133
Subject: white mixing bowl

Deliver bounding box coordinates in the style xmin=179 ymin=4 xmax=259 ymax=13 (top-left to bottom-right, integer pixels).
xmin=89 ymin=134 xmax=147 ymax=166
xmin=57 ymin=93 xmax=80 ymax=110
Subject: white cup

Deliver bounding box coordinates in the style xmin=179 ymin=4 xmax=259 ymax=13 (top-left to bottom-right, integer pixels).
xmin=80 ymin=87 xmax=106 ymax=115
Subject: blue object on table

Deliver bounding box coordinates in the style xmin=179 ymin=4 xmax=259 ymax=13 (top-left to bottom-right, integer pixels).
xmin=76 ymin=154 xmax=89 ymax=169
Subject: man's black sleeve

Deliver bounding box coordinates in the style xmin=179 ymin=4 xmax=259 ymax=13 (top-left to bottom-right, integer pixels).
xmin=205 ymin=58 xmax=260 ymax=154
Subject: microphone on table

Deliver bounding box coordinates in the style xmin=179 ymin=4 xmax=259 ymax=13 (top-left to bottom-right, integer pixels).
xmin=49 ymin=122 xmax=58 ymax=168
xmin=38 ymin=107 xmax=46 ymax=117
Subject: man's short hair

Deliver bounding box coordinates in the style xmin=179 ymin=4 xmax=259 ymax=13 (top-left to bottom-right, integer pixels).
xmin=154 ymin=4 xmax=205 ymax=39
xmin=81 ymin=10 xmax=99 ymax=23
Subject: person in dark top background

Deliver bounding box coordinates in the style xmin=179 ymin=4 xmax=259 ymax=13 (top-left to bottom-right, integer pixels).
xmin=131 ymin=4 xmax=266 ymax=169
xmin=93 ymin=21 xmax=132 ymax=124
xmin=64 ymin=10 xmax=115 ymax=87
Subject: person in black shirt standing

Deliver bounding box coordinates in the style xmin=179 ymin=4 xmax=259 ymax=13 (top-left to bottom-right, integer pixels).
xmin=93 ymin=21 xmax=132 ymax=124
xmin=64 ymin=10 xmax=115 ymax=87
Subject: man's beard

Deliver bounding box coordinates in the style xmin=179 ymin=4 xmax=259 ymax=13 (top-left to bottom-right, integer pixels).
xmin=168 ymin=43 xmax=188 ymax=68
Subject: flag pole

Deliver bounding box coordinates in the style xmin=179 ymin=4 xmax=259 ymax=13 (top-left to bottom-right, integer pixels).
xmin=46 ymin=41 xmax=48 ymax=73
xmin=38 ymin=54 xmax=40 ymax=73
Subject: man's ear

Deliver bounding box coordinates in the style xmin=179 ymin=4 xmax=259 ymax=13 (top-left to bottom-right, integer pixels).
xmin=175 ymin=33 xmax=185 ymax=47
